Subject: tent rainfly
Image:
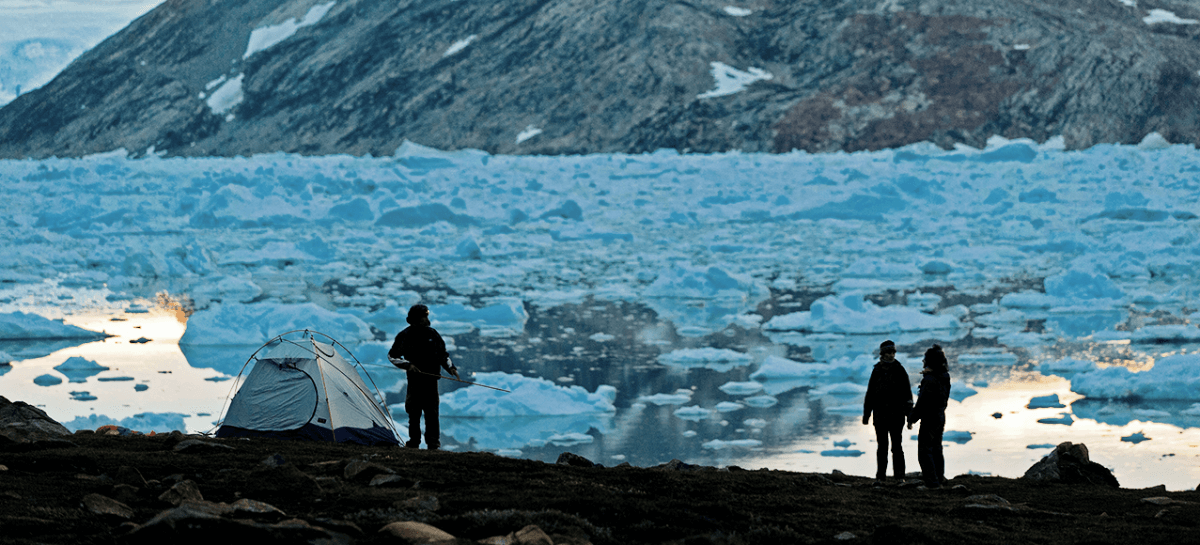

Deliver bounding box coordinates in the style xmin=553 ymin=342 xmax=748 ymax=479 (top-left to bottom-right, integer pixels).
xmin=215 ymin=332 xmax=399 ymax=446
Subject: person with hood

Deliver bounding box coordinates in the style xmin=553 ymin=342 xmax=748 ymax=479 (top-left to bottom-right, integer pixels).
xmin=388 ymin=304 xmax=459 ymax=450
xmin=908 ymin=344 xmax=952 ymax=487
xmin=862 ymin=339 xmax=913 ymax=482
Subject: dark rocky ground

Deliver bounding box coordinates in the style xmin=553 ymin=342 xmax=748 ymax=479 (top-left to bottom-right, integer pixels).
xmin=2 ymin=429 xmax=1199 ymax=545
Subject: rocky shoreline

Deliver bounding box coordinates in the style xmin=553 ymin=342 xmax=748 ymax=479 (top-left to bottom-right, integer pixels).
xmin=2 ymin=397 xmax=1199 ymax=544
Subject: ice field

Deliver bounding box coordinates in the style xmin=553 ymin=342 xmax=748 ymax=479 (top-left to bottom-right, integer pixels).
xmin=2 ymin=135 xmax=1200 ymax=489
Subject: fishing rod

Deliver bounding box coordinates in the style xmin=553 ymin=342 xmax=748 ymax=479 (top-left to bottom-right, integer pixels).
xmin=387 ymin=358 xmax=511 ymax=392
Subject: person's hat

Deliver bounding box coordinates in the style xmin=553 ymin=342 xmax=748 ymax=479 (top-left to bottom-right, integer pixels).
xmin=880 ymin=340 xmax=895 ymax=352
xmin=924 ymin=344 xmax=948 ymax=368
xmin=406 ymin=304 xmax=430 ymax=324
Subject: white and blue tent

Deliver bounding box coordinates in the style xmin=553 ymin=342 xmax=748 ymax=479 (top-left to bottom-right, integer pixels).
xmin=215 ymin=331 xmax=398 ymax=446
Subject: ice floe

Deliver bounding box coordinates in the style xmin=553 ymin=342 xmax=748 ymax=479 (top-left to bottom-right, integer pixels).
xmin=657 ymin=347 xmax=753 ymax=372
xmin=53 ymin=356 xmax=109 ymax=383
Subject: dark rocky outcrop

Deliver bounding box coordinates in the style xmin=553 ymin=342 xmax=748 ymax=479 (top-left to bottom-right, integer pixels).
xmin=0 ymin=396 xmax=72 ymax=445
xmin=1022 ymin=441 xmax=1120 ymax=488
xmin=3 ymin=0 xmax=1200 ymax=159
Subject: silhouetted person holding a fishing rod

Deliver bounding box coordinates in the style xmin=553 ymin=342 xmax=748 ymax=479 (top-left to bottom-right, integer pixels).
xmin=389 ymin=304 xmax=458 ymax=450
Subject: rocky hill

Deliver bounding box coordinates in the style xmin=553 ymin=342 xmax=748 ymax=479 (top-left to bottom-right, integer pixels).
xmin=2 ymin=0 xmax=1200 ymax=158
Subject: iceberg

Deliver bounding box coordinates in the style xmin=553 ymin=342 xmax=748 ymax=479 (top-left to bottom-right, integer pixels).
xmin=437 ymin=372 xmax=615 ymax=416
xmin=0 ymin=311 xmax=107 ymax=340
xmin=53 ymin=356 xmax=109 ymax=383
xmin=1068 ymin=354 xmax=1200 ymax=400
xmin=763 ymin=293 xmax=962 ymax=334
xmin=180 ymin=302 xmax=375 ymax=345
xmin=657 ymin=348 xmax=753 ymax=372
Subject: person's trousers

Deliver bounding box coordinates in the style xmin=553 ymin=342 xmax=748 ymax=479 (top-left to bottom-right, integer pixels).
xmin=873 ymin=414 xmax=906 ymax=479
xmin=917 ymin=413 xmax=946 ymax=485
xmin=406 ymin=397 xmax=440 ymax=449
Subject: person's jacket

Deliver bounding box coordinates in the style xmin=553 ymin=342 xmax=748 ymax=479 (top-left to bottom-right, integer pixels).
xmin=389 ymin=325 xmax=452 ymax=398
xmin=909 ymin=370 xmax=951 ymax=424
xmin=863 ymin=359 xmax=914 ymax=420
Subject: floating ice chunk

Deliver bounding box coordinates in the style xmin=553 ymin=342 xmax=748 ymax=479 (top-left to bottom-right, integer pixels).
xmin=718 ymin=381 xmax=764 ymax=396
xmin=61 ymin=412 xmax=188 ymax=433
xmin=820 ymin=449 xmax=863 ymax=457
xmin=1121 ymin=432 xmax=1150 ymax=443
xmin=1133 ymin=408 xmax=1170 ymax=418
xmin=0 ymin=350 xmax=12 ymax=364
xmin=443 ymin=34 xmax=477 ymax=57
xmin=439 ymin=371 xmax=615 ymax=416
xmin=763 ymin=293 xmax=961 ymax=334
xmin=70 ymin=391 xmax=97 ymax=401
xmin=589 ymin=333 xmax=615 ymax=342
xmin=825 ymin=404 xmax=863 ymax=414
xmin=1143 ymin=8 xmax=1198 ymax=25
xmin=206 ymin=73 xmax=243 ymax=115
xmin=743 ymin=418 xmax=767 ymax=428
xmin=244 ymin=2 xmax=336 ymax=58
xmin=682 ymin=430 xmax=698 ymax=437
xmin=1037 ymin=413 xmax=1074 ymax=425
xmin=97 ymin=376 xmax=134 ymax=382
xmin=0 ymin=311 xmax=107 ymax=340
xmin=1026 ymin=443 xmax=1055 ymax=449
xmin=134 ymin=384 xmax=149 ymax=392
xmin=657 ymin=347 xmax=753 ymax=372
xmin=742 ymin=395 xmax=778 ymax=408
xmin=548 ymin=432 xmax=593 ymax=446
xmin=454 ymin=237 xmax=482 ymax=260
xmin=33 ymin=373 xmax=62 ymax=386
xmin=431 ymin=298 xmax=528 ymax=338
xmin=811 ymin=382 xmax=867 ymax=396
xmin=190 ymin=275 xmax=263 ymax=308
xmin=697 ymin=61 xmax=773 ymax=98
xmin=180 ymin=302 xmax=375 ymax=345
xmin=722 ymin=6 xmax=752 ymax=16
xmin=1069 ymin=354 xmax=1200 ymax=400
xmin=703 ymin=438 xmax=762 ymax=449
xmin=748 ymin=355 xmax=874 ymax=394
xmin=674 ymin=405 xmax=714 ymax=421
xmin=515 ymin=125 xmax=542 ymax=144
xmin=949 ymin=382 xmax=977 ymax=402
xmin=1124 ymin=325 xmax=1200 ymax=344
xmin=957 ymin=349 xmax=1018 ymax=366
xmin=943 ymin=430 xmax=972 ymax=443
xmin=715 ymin=401 xmax=744 ymax=412
xmin=645 ymin=265 xmax=767 ymax=301
xmin=1028 ymin=394 xmax=1066 ymax=409
xmin=907 ymin=291 xmax=942 ymax=311
xmin=53 ymin=356 xmax=109 ymax=383
xmin=833 ymin=438 xmax=853 ymax=448
xmin=1182 ymin=403 xmax=1200 ymax=416
xmin=637 ymin=389 xmax=693 ymax=405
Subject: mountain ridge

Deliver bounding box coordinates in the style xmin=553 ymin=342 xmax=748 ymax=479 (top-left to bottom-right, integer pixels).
xmin=2 ymin=0 xmax=1200 ymax=158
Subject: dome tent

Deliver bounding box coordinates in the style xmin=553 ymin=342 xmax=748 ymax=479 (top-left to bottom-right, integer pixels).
xmin=214 ymin=331 xmax=398 ymax=446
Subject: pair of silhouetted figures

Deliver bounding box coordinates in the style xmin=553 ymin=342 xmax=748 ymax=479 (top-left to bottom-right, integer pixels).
xmin=863 ymin=340 xmax=952 ymax=487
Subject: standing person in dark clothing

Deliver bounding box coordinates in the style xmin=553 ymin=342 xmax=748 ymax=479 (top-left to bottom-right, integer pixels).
xmin=862 ymin=339 xmax=913 ymax=482
xmin=908 ymin=344 xmax=952 ymax=488
xmin=388 ymin=304 xmax=459 ymax=450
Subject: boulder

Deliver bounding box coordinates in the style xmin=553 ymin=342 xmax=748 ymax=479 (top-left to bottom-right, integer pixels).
xmin=82 ymin=493 xmax=134 ymax=519
xmin=1022 ymin=442 xmax=1119 ymax=488
xmin=158 ymin=480 xmax=203 ymax=506
xmin=0 ymin=396 xmax=71 ymax=444
xmin=127 ymin=502 xmax=343 ymax=544
xmin=344 ymin=459 xmax=395 ymax=482
xmin=113 ymin=465 xmax=148 ymax=488
xmin=377 ymin=521 xmax=456 ymax=543
xmin=556 ymin=452 xmax=597 ymax=468
xmin=173 ymin=439 xmax=235 ymax=453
